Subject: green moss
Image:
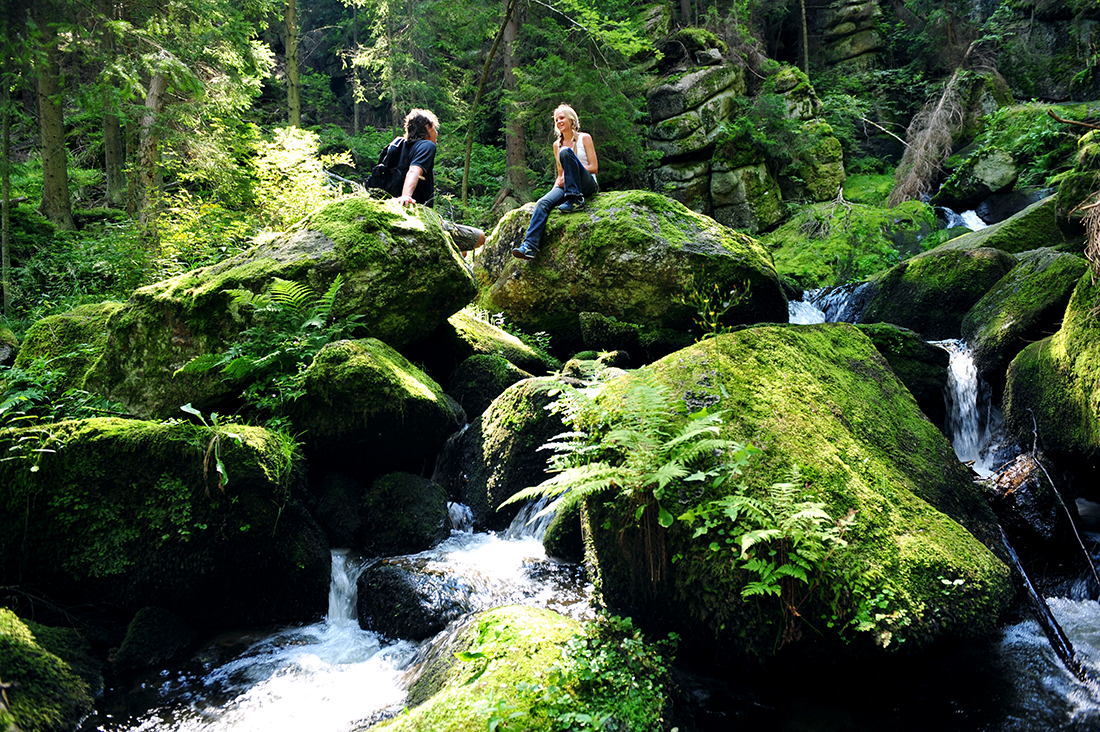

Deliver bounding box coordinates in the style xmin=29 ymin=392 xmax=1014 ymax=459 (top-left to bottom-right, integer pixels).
xmin=763 ymin=199 xmax=936 ymax=288
xmin=0 ymin=608 xmax=94 ymax=732
xmin=13 ymin=301 xmax=124 ymax=391
xmin=1004 ymin=272 xmax=1100 ymax=458
xmin=582 ymin=324 xmax=1011 ymax=657
xmin=842 ymin=173 xmax=895 ymax=206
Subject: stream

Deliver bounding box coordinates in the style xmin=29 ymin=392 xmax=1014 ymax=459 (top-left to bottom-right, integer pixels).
xmin=78 ymin=296 xmax=1100 ymax=732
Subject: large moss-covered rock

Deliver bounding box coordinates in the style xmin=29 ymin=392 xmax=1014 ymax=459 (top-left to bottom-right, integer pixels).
xmin=432 ymin=378 xmax=567 ymax=531
xmin=378 ymin=607 xmax=670 ymax=732
xmin=0 ymin=608 xmax=94 ymax=732
xmin=933 ymin=148 xmax=1018 ymax=212
xmin=781 ymin=120 xmax=846 ymax=202
xmin=962 ymin=249 xmax=1088 ymax=382
xmin=90 ymin=196 xmax=477 ymax=419
xmin=13 ymin=301 xmax=123 ymax=391
xmin=763 ymin=199 xmax=936 ymax=288
xmin=0 ymin=418 xmax=328 ymax=631
xmin=1003 ymin=273 xmax=1100 ymax=463
xmin=581 ymin=324 xmax=1012 ymax=660
xmin=402 ymin=308 xmax=558 ymax=389
xmin=857 ymin=246 xmax=1018 ymax=339
xmin=447 ymin=354 xmax=531 ymax=417
xmin=646 ymin=64 xmax=746 ymax=122
xmin=288 ymin=338 xmax=465 ymax=480
xmin=937 ymin=197 xmax=1071 ymax=254
xmin=710 ymin=161 xmax=784 ymax=233
xmin=474 ymin=191 xmax=788 ymax=350
xmin=1056 ymin=129 xmax=1100 ymax=231
xmin=358 ymin=472 xmax=450 ymax=556
xmin=855 ymin=322 xmax=949 ymax=428
xmin=112 ymin=606 xmax=197 ymax=673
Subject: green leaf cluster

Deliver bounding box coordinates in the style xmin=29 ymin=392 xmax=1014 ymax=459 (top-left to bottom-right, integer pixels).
xmin=177 ymin=274 xmax=361 ymax=424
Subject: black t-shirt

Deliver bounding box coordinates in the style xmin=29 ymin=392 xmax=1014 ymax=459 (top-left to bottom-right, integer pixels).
xmin=407 ymin=139 xmax=436 ymax=207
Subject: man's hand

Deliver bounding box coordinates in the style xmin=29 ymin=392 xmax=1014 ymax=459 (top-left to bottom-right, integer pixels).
xmin=397 ymin=195 xmax=416 ymax=207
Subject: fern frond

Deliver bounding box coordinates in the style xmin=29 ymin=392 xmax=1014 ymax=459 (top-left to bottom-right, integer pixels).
xmin=267 ymin=278 xmax=314 ymax=318
xmin=739 ymin=528 xmax=782 ymax=557
xmin=311 ymin=274 xmax=344 ymax=325
xmin=497 ymin=462 xmax=625 ymax=508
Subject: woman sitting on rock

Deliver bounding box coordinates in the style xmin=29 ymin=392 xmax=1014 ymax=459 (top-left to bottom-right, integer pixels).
xmin=512 ymin=104 xmax=599 ymax=260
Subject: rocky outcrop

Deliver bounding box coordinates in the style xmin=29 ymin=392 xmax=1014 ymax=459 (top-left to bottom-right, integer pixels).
xmin=0 ymin=418 xmax=329 ymax=631
xmin=934 ymin=148 xmax=1019 ymax=212
xmin=815 ymin=0 xmax=884 ymax=67
xmin=579 ymin=324 xmax=1012 ymax=660
xmin=13 ymin=302 xmax=123 ymax=391
xmin=961 ymin=248 xmax=1088 ymax=383
xmin=287 ymin=338 xmax=466 ymax=481
xmin=432 ymin=377 xmax=567 ymax=531
xmin=1004 ymin=272 xmax=1100 ymax=463
xmin=474 ymin=190 xmax=788 ymax=350
xmin=89 ymin=196 xmax=477 ymax=419
xmin=857 ymin=246 xmax=1018 ymax=340
xmin=999 ymin=13 xmax=1100 ymax=101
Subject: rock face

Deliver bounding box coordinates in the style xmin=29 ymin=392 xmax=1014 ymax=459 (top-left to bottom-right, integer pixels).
xmin=580 ymin=324 xmax=1012 ymax=659
xmin=287 ymin=338 xmax=466 ymax=481
xmin=432 ymin=377 xmax=567 ymax=531
xmin=1004 ymin=273 xmax=1100 ymax=464
xmin=644 ymin=63 xmax=844 ymax=231
xmin=13 ymin=302 xmax=123 ymax=391
xmin=815 ymin=0 xmax=884 ymax=66
xmin=857 ymin=246 xmax=1019 ymax=340
xmin=474 ymin=190 xmax=788 ymax=350
xmin=0 ymin=418 xmax=329 ymax=631
xmin=999 ymin=13 xmax=1100 ymax=101
xmin=961 ymin=249 xmax=1088 ymax=383
xmin=89 ymin=196 xmax=477 ymax=419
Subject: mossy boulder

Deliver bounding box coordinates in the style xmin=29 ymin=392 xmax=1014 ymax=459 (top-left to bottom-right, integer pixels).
xmin=780 ymin=120 xmax=846 ymax=203
xmin=1003 ymin=272 xmax=1100 ymax=463
xmin=112 ymin=606 xmax=197 ymax=673
xmin=962 ymin=248 xmax=1088 ymax=383
xmin=710 ymin=161 xmax=784 ymax=234
xmin=287 ymin=338 xmax=465 ymax=481
xmin=855 ymin=322 xmax=950 ymax=428
xmin=402 ymin=308 xmax=558 ymax=389
xmin=0 ymin=417 xmax=328 ymax=631
xmin=378 ymin=607 xmax=671 ymax=732
xmin=358 ymin=472 xmax=450 ymax=556
xmin=474 ymin=190 xmax=788 ymax=351
xmin=936 ymin=196 xmax=1071 ymax=254
xmin=933 ymin=148 xmax=1018 ymax=212
xmin=580 ymin=325 xmax=1012 ymax=661
xmin=763 ymin=199 xmax=936 ymax=288
xmin=90 ymin=196 xmax=477 ymax=419
xmin=577 ymin=311 xmax=694 ymax=362
xmin=0 ymin=608 xmax=95 ymax=732
xmin=447 ymin=354 xmax=532 ymax=417
xmin=1 ymin=326 xmax=19 ymax=366
xmin=432 ymin=377 xmax=567 ymax=531
xmin=1056 ymin=129 xmax=1100 ymax=231
xmin=12 ymin=301 xmax=124 ymax=391
xmin=857 ymin=247 xmax=1018 ymax=340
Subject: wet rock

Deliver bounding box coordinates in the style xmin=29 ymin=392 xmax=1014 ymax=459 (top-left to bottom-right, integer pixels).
xmin=357 ymin=563 xmax=468 ymax=641
xmin=358 ymin=472 xmax=450 ymax=557
xmin=112 ymin=606 xmax=197 ymax=673
xmin=447 ymin=354 xmax=531 ymax=418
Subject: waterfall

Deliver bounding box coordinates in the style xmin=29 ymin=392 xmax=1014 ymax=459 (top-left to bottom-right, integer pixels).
xmin=327 ymin=550 xmax=362 ymax=627
xmin=933 ymin=339 xmax=1016 ymax=478
xmin=788 ymin=299 xmax=826 ymax=324
xmin=503 ymin=496 xmax=557 ymax=541
xmin=940 ymin=207 xmax=989 ymax=231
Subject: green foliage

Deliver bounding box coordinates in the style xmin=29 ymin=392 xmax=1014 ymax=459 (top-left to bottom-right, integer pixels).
xmin=715 ymin=94 xmax=828 ymax=180
xmin=944 ymin=102 xmax=1098 ymax=189
xmin=177 ymin=274 xmax=361 ymax=425
xmin=485 ymin=614 xmax=675 ymax=732
xmin=251 ymin=126 xmax=354 ymax=230
xmin=0 ymin=351 xmax=127 ymax=471
xmin=677 ymin=274 xmax=747 ymax=341
xmin=679 ymin=471 xmax=855 ymax=649
xmin=486 ymin=311 xmax=553 ymax=361
xmin=156 ymin=190 xmax=255 ymax=274
xmin=501 ymin=373 xmax=748 ymax=584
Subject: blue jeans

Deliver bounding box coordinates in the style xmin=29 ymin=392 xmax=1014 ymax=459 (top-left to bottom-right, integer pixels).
xmin=521 ymin=147 xmax=597 ymax=250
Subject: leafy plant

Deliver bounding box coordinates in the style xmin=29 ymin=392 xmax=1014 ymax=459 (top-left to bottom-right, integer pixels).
xmin=178 ymin=403 xmax=242 ymax=494
xmin=679 ymin=470 xmax=855 ymax=650
xmin=500 ymin=373 xmax=747 ymax=585
xmin=677 ymin=275 xmax=747 ymax=342
xmin=177 ymin=274 xmax=360 ymax=424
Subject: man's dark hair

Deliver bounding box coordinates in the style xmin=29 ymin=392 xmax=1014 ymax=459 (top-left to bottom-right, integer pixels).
xmin=404 ymin=108 xmax=439 ymax=142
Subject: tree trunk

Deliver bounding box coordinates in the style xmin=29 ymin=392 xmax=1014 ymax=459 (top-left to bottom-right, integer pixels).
xmin=136 ymin=69 xmax=168 ymax=236
xmin=104 ymin=110 xmax=126 ymax=208
xmin=285 ymin=0 xmax=300 ymax=127
xmin=800 ymin=0 xmax=809 ymax=76
xmin=461 ymin=0 xmax=521 ymax=204
xmin=502 ymin=1 xmax=530 ymax=203
xmin=680 ymin=0 xmax=691 ymax=26
xmin=35 ymin=38 xmax=74 ymax=230
xmin=2 ymin=82 xmax=11 ymax=319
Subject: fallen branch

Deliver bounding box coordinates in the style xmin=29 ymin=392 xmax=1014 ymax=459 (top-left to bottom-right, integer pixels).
xmin=1046 ymin=109 xmax=1100 ymax=131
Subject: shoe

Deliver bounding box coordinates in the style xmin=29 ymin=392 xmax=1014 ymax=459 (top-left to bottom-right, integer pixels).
xmin=511 ymin=244 xmax=538 ymax=260
xmin=558 ymin=196 xmax=586 ymax=213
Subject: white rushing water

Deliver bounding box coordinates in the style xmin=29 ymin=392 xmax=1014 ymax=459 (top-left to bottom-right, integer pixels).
xmin=788 ymin=299 xmax=827 ymax=324
xmin=941 ymin=207 xmax=989 ymax=231
xmin=931 ymin=339 xmax=1015 ymax=477
xmin=87 ymin=504 xmax=591 ymax=732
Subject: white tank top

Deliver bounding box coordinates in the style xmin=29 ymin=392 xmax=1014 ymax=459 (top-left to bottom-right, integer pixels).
xmin=565 ymin=133 xmax=594 ymax=183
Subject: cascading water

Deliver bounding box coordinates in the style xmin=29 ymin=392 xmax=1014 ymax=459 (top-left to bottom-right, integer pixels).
xmin=940 ymin=207 xmax=989 ymax=231
xmin=932 ymin=339 xmax=1015 ymax=477
xmin=79 ymin=504 xmax=591 ymax=732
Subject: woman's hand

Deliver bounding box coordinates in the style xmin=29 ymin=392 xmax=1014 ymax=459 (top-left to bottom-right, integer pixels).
xmin=397 ymin=195 xmax=416 ymax=207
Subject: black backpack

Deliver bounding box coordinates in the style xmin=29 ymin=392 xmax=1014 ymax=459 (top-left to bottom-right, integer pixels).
xmin=366 ymin=136 xmax=409 ymax=197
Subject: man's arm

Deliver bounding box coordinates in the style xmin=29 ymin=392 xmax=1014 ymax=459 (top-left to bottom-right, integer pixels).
xmin=397 ymin=165 xmax=424 ymax=207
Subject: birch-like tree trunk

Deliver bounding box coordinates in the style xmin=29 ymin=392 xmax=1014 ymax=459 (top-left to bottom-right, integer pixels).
xmin=136 ymin=69 xmax=168 ymax=234
xmin=286 ymin=0 xmax=301 ymax=127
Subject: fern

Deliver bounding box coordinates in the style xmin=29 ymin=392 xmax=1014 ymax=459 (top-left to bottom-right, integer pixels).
xmin=176 ymin=274 xmax=360 ymax=422
xmin=500 ymin=372 xmax=754 ymax=584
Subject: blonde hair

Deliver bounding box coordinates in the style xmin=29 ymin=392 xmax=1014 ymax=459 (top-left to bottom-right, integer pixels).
xmin=553 ymin=104 xmax=581 ymax=144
